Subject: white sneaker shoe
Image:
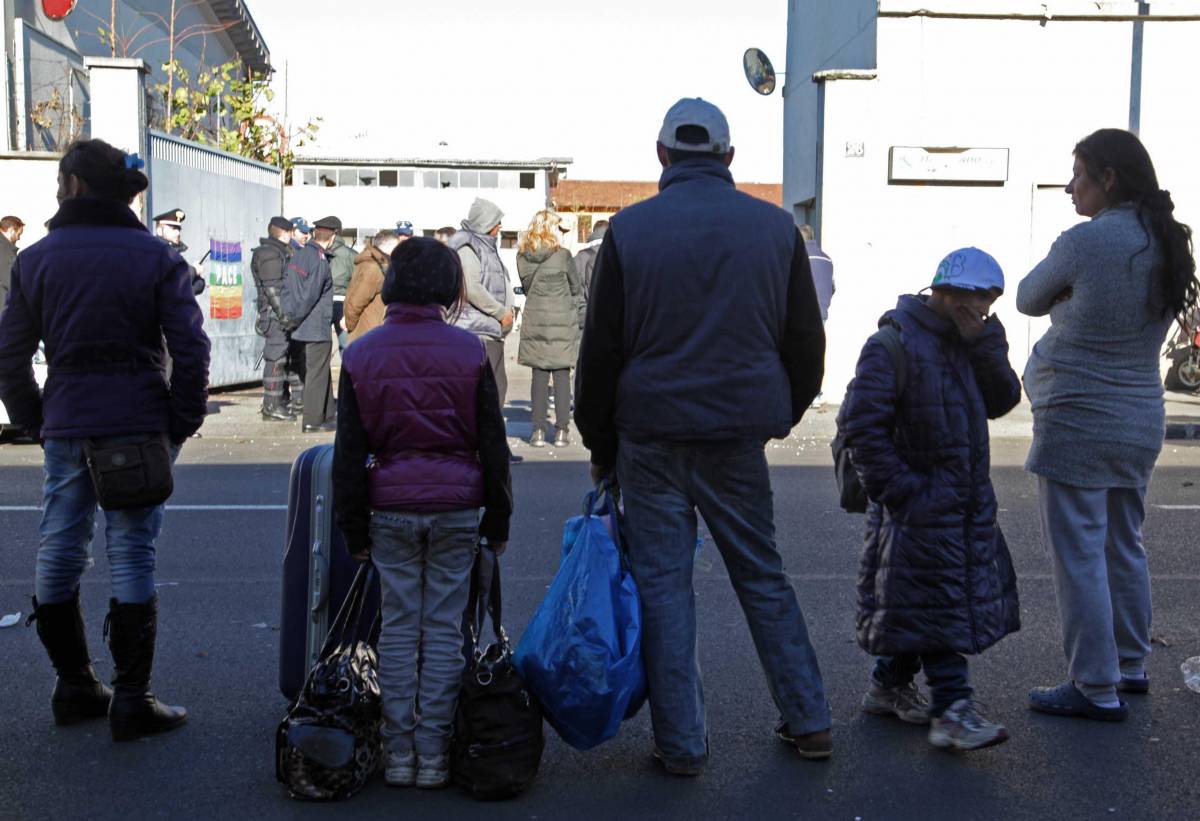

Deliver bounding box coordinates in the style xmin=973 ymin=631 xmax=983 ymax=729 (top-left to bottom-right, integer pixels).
xmin=416 ymin=754 xmax=450 ymax=789
xmin=385 ymin=751 xmax=416 ymax=787
xmin=861 ymin=681 xmax=931 ymax=725
xmin=928 ymin=699 xmax=1009 ymax=751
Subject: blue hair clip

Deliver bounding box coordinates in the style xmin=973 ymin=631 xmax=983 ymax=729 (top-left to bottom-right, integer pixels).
xmin=123 ymin=153 xmax=145 ymax=170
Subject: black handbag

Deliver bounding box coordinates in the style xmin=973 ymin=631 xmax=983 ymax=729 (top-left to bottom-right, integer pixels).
xmin=83 ymin=434 xmax=174 ymax=511
xmin=452 ymin=552 xmax=544 ymax=801
xmin=276 ymin=563 xmax=383 ymax=801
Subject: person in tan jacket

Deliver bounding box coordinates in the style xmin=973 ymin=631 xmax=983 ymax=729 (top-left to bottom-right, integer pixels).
xmin=345 ymin=230 xmax=403 ymax=344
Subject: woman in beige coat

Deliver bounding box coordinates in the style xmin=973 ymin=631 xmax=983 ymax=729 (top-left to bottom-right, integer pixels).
xmin=345 ymin=230 xmax=402 ymax=344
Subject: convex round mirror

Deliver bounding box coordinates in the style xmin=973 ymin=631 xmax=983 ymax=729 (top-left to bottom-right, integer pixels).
xmin=743 ymin=48 xmax=777 ymax=95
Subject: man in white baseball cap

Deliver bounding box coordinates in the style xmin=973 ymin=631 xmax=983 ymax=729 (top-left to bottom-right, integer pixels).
xmin=576 ymin=97 xmax=832 ymax=772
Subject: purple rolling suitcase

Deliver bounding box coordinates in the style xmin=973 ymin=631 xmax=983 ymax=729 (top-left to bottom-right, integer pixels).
xmin=278 ymin=444 xmax=379 ymax=700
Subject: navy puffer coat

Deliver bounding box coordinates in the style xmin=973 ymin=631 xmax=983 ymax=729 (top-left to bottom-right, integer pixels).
xmin=838 ymin=295 xmax=1022 ymax=656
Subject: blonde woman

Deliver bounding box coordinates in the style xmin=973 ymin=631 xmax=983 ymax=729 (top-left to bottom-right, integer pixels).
xmin=516 ymin=210 xmax=584 ymax=447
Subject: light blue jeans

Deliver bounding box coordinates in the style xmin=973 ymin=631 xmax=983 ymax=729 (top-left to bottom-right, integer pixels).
xmin=36 ymin=437 xmax=176 ymax=605
xmin=617 ymin=438 xmax=831 ymax=766
xmin=370 ymin=508 xmax=479 ymax=756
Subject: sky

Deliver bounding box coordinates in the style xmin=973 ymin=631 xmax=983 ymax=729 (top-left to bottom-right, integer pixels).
xmin=253 ymin=0 xmax=789 ymax=183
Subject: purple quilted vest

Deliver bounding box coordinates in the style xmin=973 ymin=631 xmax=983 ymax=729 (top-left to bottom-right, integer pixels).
xmin=341 ymin=303 xmax=486 ymax=512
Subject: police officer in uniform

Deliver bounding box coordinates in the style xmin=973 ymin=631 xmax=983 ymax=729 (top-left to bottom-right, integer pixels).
xmin=251 ymin=217 xmax=304 ymax=421
xmin=285 ymin=216 xmax=338 ymax=432
xmin=153 ymin=209 xmax=206 ymax=296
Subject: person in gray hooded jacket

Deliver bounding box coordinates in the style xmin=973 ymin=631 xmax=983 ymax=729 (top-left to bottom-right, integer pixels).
xmin=449 ymin=198 xmax=514 ymax=406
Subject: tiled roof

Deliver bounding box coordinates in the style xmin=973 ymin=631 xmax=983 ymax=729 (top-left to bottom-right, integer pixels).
xmin=551 ymin=179 xmax=783 ymax=212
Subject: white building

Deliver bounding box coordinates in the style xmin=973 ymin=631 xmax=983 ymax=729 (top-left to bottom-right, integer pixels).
xmin=783 ymin=0 xmax=1200 ymax=398
xmin=283 ymin=155 xmax=572 ymax=266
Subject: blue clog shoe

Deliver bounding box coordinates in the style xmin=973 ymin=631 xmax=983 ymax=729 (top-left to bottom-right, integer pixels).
xmin=1029 ymin=681 xmax=1129 ymax=722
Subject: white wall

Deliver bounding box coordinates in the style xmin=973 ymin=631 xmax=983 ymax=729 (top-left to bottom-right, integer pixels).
xmin=801 ymin=11 xmax=1200 ymax=400
xmin=782 ymin=0 xmax=877 ymax=220
xmin=0 ymin=152 xmax=63 ymax=246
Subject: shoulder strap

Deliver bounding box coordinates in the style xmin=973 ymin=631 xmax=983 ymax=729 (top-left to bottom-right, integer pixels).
xmin=870 ymin=323 xmax=907 ymax=395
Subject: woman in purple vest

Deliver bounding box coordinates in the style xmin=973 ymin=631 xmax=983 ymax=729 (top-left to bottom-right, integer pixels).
xmin=333 ymin=237 xmax=513 ymax=789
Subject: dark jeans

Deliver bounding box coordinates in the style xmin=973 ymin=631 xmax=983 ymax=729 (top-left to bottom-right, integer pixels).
xmin=617 ymin=437 xmax=830 ymax=766
xmin=873 ymin=653 xmax=971 ymax=717
xmin=530 ymin=367 xmax=570 ymax=434
xmin=482 ymin=337 xmax=507 ymax=408
xmin=302 ymin=340 xmax=336 ymax=427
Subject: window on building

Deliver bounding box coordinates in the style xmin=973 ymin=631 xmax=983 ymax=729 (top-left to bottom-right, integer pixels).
xmin=460 ymin=170 xmax=479 ymax=188
xmin=479 ymin=171 xmax=499 ymax=189
xmin=284 ymin=168 xmax=294 ymax=186
xmin=318 ymin=168 xmax=338 ymax=187
xmin=499 ymin=172 xmax=518 ymax=190
xmin=379 ymin=169 xmax=398 ymax=187
xmin=439 ymin=170 xmax=458 ymax=189
xmin=423 ymin=229 xmax=437 ymax=238
xmin=500 ymin=231 xmax=518 ymax=249
xmin=338 ymin=168 xmax=357 ymax=187
xmin=358 ymin=169 xmax=378 ymax=186
xmin=422 ymin=170 xmax=439 ymax=188
xmin=397 ymin=170 xmax=415 ymax=187
xmin=519 ymin=172 xmax=536 ymax=190
xmin=302 ymin=168 xmax=317 ymax=186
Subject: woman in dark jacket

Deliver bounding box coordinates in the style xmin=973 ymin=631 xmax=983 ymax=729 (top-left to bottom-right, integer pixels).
xmin=0 ymin=139 xmax=210 ymax=740
xmin=516 ymin=210 xmax=583 ymax=448
xmin=838 ymin=248 xmax=1021 ymax=751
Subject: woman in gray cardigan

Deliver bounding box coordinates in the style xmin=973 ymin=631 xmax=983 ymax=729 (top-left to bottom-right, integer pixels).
xmin=516 ymin=210 xmax=584 ymax=448
xmin=1017 ymin=129 xmax=1197 ymax=721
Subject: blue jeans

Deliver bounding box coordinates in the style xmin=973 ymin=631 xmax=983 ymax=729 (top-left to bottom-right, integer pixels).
xmin=617 ymin=438 xmax=831 ymax=765
xmin=36 ymin=437 xmax=176 ymax=605
xmin=370 ymin=508 xmax=479 ymax=756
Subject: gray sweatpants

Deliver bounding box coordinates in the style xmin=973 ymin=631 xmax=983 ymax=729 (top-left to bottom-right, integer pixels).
xmin=370 ymin=508 xmax=478 ymax=756
xmin=1038 ymin=478 xmax=1153 ymax=691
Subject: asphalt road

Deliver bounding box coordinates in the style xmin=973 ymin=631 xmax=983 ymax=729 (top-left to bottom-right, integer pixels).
xmin=1 ymin=401 xmax=1199 ymax=821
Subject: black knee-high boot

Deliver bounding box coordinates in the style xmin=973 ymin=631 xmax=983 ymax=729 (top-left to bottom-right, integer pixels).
xmin=29 ymin=592 xmax=113 ymax=725
xmin=105 ymin=596 xmax=187 ymax=741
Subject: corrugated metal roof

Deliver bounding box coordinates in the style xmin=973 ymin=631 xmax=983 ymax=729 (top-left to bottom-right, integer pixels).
xmin=551 ymin=179 xmax=783 ymax=211
xmin=209 ymin=0 xmax=271 ymax=74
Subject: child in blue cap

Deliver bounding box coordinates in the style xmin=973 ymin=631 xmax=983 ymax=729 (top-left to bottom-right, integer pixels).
xmin=836 ymin=247 xmax=1023 ymax=751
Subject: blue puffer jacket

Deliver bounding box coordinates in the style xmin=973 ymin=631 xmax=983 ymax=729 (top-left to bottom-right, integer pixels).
xmin=838 ymin=295 xmax=1022 ymax=656
xmin=0 ymin=197 xmax=210 ymax=442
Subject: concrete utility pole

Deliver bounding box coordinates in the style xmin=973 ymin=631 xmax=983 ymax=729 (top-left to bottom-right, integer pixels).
xmin=1129 ymin=1 xmax=1150 ymax=135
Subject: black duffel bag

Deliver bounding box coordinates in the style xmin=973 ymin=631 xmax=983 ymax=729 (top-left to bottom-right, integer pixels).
xmin=277 ymin=563 xmax=382 ymax=801
xmin=452 ymin=552 xmax=544 ymax=801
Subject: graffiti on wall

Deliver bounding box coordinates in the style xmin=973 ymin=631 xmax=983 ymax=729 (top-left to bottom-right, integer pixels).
xmin=208 ymin=239 xmax=244 ymax=320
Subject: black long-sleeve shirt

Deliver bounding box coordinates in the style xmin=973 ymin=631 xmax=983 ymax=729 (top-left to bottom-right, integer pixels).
xmin=332 ymin=365 xmax=513 ymax=555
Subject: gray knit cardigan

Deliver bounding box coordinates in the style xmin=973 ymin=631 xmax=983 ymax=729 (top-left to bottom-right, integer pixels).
xmin=1017 ymin=204 xmax=1173 ymax=489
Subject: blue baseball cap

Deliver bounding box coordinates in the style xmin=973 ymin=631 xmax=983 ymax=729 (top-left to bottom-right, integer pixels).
xmin=290 ymin=217 xmax=312 ymax=234
xmin=395 ymin=220 xmax=414 ymax=237
xmin=931 ymin=247 xmax=1004 ymax=294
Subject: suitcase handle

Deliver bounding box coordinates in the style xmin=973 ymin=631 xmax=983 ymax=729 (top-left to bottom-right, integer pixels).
xmin=310 ymin=493 xmax=329 ymax=617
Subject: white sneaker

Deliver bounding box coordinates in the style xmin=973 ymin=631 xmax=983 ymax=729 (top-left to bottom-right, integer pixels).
xmin=861 ymin=681 xmax=931 ymax=725
xmin=928 ymin=699 xmax=1009 ymax=751
xmin=416 ymin=754 xmax=450 ymax=789
xmin=385 ymin=751 xmax=416 ymax=787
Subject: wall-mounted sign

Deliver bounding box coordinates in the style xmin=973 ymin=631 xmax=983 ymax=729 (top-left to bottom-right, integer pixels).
xmin=41 ymin=1 xmax=77 ymax=21
xmin=889 ymin=146 xmax=1010 ymax=183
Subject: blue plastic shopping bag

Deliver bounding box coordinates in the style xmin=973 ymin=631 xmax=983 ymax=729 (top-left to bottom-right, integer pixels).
xmin=513 ymin=484 xmax=647 ymax=750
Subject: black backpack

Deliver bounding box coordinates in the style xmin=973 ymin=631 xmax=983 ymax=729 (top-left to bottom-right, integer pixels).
xmin=832 ymin=323 xmax=906 ymax=513
xmin=452 ymin=553 xmax=544 ymax=801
